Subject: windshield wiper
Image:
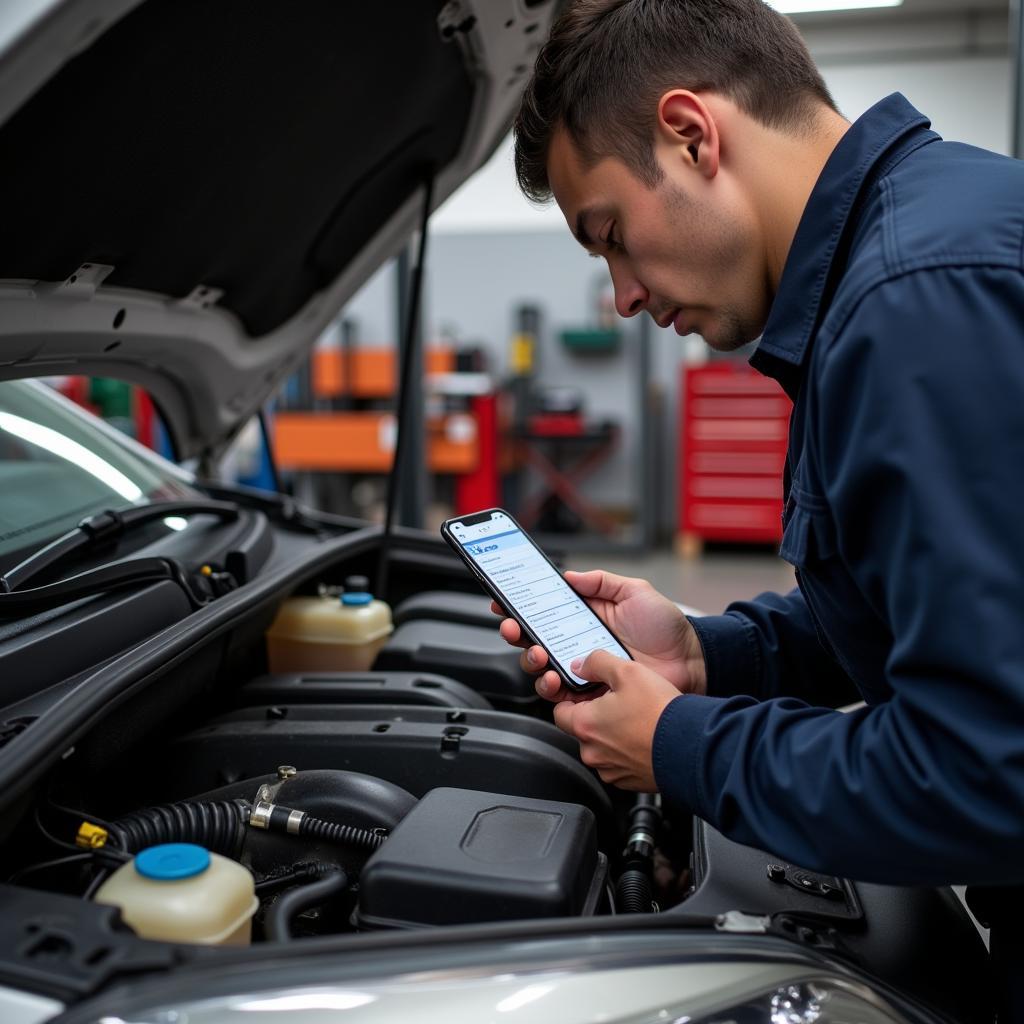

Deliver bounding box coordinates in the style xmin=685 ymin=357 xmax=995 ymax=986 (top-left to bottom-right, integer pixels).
xmin=0 ymin=557 xmax=219 ymax=615
xmin=196 ymin=480 xmax=361 ymax=534
xmin=0 ymin=500 xmax=240 ymax=594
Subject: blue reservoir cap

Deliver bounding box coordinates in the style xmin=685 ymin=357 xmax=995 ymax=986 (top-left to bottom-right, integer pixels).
xmin=135 ymin=843 xmax=211 ymax=880
xmin=341 ymin=592 xmax=373 ymax=606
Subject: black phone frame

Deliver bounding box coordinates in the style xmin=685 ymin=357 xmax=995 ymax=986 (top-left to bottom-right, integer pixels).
xmin=440 ymin=507 xmax=634 ymax=691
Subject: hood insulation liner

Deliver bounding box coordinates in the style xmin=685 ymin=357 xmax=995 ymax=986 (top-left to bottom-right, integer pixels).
xmin=0 ymin=0 xmax=473 ymax=336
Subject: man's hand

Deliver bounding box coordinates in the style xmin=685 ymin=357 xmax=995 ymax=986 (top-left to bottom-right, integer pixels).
xmin=493 ymin=569 xmax=708 ymax=701
xmin=550 ymin=649 xmax=682 ymax=790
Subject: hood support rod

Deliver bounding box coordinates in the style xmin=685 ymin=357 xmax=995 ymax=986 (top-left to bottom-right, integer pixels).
xmin=376 ymin=171 xmax=435 ymax=599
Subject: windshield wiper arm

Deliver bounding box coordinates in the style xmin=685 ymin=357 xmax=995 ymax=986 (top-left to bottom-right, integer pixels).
xmin=0 ymin=557 xmax=214 ymax=616
xmin=0 ymin=499 xmax=240 ymax=594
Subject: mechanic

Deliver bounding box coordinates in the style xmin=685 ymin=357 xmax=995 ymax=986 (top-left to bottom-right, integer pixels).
xmin=495 ymin=0 xmax=1024 ymax=1010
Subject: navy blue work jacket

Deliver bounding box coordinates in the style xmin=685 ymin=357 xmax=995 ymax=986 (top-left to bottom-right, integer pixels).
xmin=653 ymin=94 xmax=1024 ymax=885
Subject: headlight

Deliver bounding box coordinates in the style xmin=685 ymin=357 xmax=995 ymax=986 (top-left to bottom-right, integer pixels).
xmin=693 ymin=977 xmax=909 ymax=1024
xmin=91 ymin=964 xmax=922 ymax=1024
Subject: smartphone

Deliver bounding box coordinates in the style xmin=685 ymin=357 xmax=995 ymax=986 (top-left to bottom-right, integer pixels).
xmin=440 ymin=507 xmax=633 ymax=690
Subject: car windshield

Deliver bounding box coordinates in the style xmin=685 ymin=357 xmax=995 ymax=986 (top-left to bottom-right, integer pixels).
xmin=0 ymin=379 xmax=197 ymax=561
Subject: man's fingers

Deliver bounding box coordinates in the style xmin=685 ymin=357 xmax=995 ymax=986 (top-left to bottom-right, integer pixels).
xmin=499 ymin=618 xmax=525 ymax=646
xmin=536 ymin=674 xmax=608 ymax=703
xmin=552 ymin=699 xmax=579 ymax=736
xmin=535 ymin=670 xmax=563 ymax=700
xmin=520 ymin=645 xmax=549 ymax=674
xmin=571 ymin=648 xmax=630 ymax=689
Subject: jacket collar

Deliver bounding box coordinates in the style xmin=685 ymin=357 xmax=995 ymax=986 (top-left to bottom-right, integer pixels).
xmin=750 ymin=93 xmax=938 ymax=394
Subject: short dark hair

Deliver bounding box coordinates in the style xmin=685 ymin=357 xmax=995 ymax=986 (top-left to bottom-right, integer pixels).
xmin=514 ymin=0 xmax=837 ymax=202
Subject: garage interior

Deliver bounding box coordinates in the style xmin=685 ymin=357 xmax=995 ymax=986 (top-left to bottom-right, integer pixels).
xmin=188 ymin=0 xmax=1012 ymax=613
xmin=1 ymin=0 xmax=1018 ymax=1018
xmin=48 ymin=0 xmax=1013 ymax=613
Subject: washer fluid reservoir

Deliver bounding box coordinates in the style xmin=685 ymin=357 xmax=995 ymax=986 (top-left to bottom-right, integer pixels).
xmin=93 ymin=843 xmax=258 ymax=945
xmin=266 ymin=575 xmax=394 ymax=672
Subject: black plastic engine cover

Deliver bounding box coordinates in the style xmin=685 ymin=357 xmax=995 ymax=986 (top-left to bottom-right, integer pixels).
xmin=159 ymin=705 xmax=614 ymax=842
xmin=233 ymin=671 xmax=492 ymax=711
xmin=358 ymin=787 xmax=605 ymax=928
xmin=392 ymin=590 xmax=497 ymax=629
xmin=374 ymin=620 xmax=536 ymax=707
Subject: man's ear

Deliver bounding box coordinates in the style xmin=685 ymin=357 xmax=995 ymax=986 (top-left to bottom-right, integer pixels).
xmin=657 ymin=91 xmax=720 ymax=178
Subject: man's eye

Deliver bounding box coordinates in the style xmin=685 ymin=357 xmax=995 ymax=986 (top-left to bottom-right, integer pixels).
xmin=605 ymin=228 xmax=626 ymax=254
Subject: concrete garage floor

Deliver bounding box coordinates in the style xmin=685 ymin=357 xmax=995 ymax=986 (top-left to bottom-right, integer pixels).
xmin=563 ymin=547 xmax=796 ymax=616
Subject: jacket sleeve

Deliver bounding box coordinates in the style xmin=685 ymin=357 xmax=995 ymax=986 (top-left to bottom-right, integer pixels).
xmin=654 ymin=267 xmax=1024 ymax=885
xmin=690 ymin=589 xmax=860 ymax=707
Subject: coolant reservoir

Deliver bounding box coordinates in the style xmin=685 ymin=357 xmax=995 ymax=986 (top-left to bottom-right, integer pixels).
xmin=94 ymin=843 xmax=258 ymax=945
xmin=265 ymin=575 xmax=393 ymax=673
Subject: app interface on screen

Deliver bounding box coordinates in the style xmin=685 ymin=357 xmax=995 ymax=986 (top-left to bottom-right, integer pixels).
xmin=452 ymin=512 xmax=630 ymax=687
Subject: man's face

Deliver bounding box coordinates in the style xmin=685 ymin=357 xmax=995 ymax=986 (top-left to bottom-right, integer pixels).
xmin=546 ymin=128 xmax=771 ymax=351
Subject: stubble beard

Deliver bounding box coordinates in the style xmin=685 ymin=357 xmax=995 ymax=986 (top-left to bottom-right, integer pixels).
xmin=703 ymin=307 xmax=757 ymax=352
xmin=661 ymin=180 xmax=763 ymax=353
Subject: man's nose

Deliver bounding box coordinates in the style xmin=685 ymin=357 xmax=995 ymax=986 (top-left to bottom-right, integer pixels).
xmin=610 ymin=264 xmax=648 ymax=318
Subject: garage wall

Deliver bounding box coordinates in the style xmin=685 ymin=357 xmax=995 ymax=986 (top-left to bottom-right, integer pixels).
xmin=805 ymin=10 xmax=1010 ymax=153
xmin=340 ymin=7 xmax=1014 ymax=535
xmin=337 ymin=230 xmax=669 ymax=529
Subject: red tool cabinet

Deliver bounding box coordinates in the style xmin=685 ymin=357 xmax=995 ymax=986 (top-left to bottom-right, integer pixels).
xmin=677 ymin=363 xmax=792 ymax=555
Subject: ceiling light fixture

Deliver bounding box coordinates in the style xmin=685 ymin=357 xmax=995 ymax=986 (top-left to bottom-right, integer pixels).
xmin=768 ymin=0 xmax=902 ymax=13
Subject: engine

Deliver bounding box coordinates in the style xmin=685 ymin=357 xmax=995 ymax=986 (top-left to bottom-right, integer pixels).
xmin=6 ymin=694 xmax=671 ymax=945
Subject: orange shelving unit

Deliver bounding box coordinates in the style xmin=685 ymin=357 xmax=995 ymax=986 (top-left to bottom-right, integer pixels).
xmin=271 ymin=344 xmax=500 ymax=513
xmin=311 ymin=347 xmax=455 ymax=399
xmin=272 ymin=410 xmax=478 ymax=474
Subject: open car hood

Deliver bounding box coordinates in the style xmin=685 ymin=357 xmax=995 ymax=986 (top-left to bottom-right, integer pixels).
xmin=0 ymin=0 xmax=554 ymax=460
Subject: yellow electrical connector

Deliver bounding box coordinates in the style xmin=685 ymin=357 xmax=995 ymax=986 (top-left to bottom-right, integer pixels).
xmin=76 ymin=822 xmax=109 ymax=849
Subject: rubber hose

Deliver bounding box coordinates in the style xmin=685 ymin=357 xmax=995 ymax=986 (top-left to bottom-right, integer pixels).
xmin=109 ymin=800 xmax=250 ymax=857
xmin=616 ymin=868 xmax=654 ymax=914
xmin=296 ymin=815 xmax=387 ymax=851
xmin=265 ymin=868 xmax=350 ymax=942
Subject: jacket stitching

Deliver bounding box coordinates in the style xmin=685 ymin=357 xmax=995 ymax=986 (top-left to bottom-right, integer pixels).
xmin=825 ymin=257 xmax=1023 ymax=343
xmin=795 ymin=113 xmax=929 ymax=347
xmin=879 ymin=177 xmax=899 ymax=275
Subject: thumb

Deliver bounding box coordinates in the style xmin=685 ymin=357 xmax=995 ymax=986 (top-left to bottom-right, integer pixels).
xmin=564 ymin=569 xmax=603 ymax=598
xmin=571 ymin=648 xmax=629 ymax=689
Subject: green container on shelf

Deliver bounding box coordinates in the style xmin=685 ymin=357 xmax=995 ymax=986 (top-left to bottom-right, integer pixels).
xmin=559 ymin=327 xmax=620 ymax=353
xmin=89 ymin=377 xmax=133 ymax=419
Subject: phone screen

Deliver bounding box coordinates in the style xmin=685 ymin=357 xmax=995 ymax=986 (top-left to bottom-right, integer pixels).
xmin=447 ymin=510 xmax=631 ymax=688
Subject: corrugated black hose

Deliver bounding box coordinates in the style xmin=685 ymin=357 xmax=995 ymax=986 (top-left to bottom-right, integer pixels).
xmin=109 ymin=800 xmax=251 ymax=857
xmin=616 ymin=868 xmax=654 ymax=914
xmin=110 ymin=799 xmax=388 ymax=855
xmin=296 ymin=815 xmax=387 ymax=851
xmin=615 ymin=795 xmax=663 ymax=914
xmin=46 ymin=798 xmax=384 ymax=900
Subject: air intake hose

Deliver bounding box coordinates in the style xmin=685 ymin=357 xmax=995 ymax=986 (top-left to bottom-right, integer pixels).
xmin=109 ymin=800 xmax=250 ymax=858
xmin=111 ymin=796 xmax=388 ymax=860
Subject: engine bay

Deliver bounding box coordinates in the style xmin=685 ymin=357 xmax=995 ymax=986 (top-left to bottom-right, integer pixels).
xmin=0 ymin=566 xmax=687 ymax=948
xmin=0 ymin=527 xmax=992 ymax=1023
xmin=10 ymin=701 xmax=665 ymax=945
